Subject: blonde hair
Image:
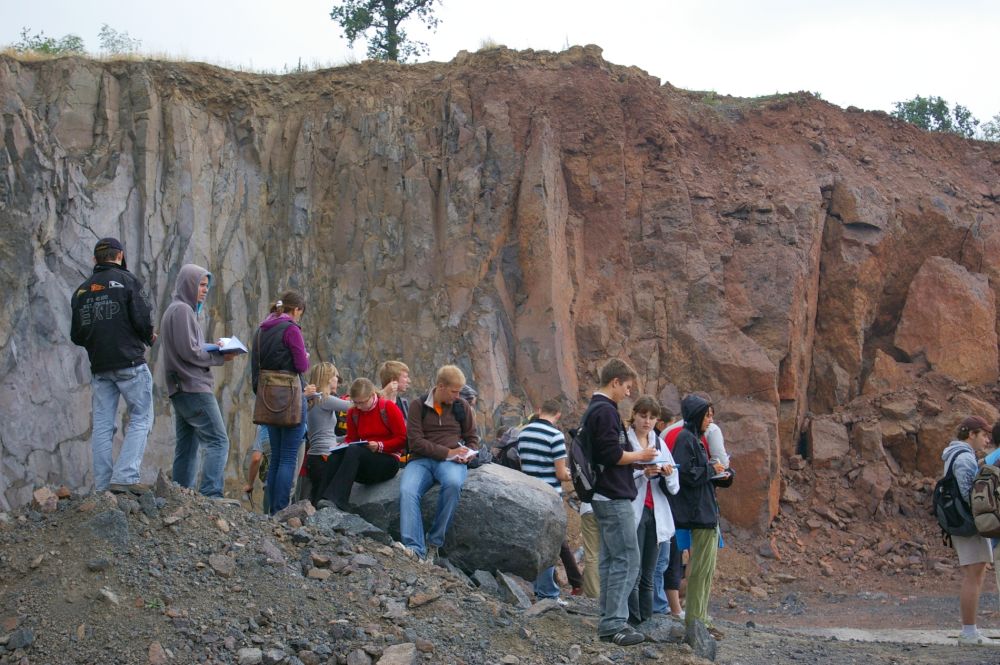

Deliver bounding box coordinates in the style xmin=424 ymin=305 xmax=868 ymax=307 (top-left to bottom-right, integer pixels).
xmin=307 ymin=362 xmax=338 ymax=409
xmin=435 ymin=364 xmax=466 ymax=388
xmin=378 ymin=360 xmax=410 ymax=388
xmin=349 ymin=377 xmax=377 ymax=401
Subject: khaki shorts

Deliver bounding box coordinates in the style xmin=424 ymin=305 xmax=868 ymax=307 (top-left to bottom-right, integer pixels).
xmin=953 ymin=534 xmax=994 ymax=566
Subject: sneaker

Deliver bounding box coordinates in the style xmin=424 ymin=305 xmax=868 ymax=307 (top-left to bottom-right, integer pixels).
xmin=671 ymin=611 xmax=686 ymax=621
xmin=316 ymin=499 xmax=336 ymax=510
xmin=214 ymin=498 xmax=242 ymax=507
xmin=599 ymin=627 xmax=645 ymax=646
xmin=555 ymin=598 xmax=569 ymax=607
xmin=958 ymin=631 xmax=999 ymax=646
xmin=109 ymin=483 xmax=151 ymax=495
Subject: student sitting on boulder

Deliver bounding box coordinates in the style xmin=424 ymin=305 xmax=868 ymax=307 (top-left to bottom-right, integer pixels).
xmin=317 ymin=378 xmax=407 ymax=511
xmin=399 ymin=365 xmax=479 ymax=563
xmin=304 ymin=362 xmax=351 ymax=506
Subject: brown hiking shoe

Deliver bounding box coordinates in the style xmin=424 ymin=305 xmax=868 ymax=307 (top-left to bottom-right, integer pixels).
xmin=109 ymin=483 xmax=152 ymax=495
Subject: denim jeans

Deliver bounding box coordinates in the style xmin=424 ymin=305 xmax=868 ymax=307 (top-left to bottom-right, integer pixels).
xmin=90 ymin=364 xmax=154 ymax=490
xmin=628 ymin=506 xmax=660 ymax=624
xmin=399 ymin=457 xmax=468 ymax=558
xmin=266 ymin=400 xmax=308 ymax=514
xmin=170 ymin=391 xmax=230 ymax=497
xmin=652 ymin=540 xmax=670 ymax=614
xmin=592 ymin=498 xmax=640 ymax=637
xmin=534 ymin=566 xmax=560 ymax=599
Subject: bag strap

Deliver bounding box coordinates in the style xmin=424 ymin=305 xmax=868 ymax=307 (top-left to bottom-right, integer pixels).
xmin=944 ymin=447 xmax=973 ymax=479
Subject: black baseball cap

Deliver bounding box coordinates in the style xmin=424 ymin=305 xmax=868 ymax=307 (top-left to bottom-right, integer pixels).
xmin=94 ymin=237 xmax=127 ymax=269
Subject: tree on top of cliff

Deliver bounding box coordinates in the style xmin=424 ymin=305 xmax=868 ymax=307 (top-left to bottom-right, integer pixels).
xmin=10 ymin=27 xmax=85 ymax=56
xmin=891 ymin=95 xmax=980 ymax=139
xmin=330 ymin=0 xmax=440 ymax=62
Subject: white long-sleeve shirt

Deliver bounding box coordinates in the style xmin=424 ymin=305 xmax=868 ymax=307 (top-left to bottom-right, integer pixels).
xmin=627 ymin=427 xmax=680 ymax=543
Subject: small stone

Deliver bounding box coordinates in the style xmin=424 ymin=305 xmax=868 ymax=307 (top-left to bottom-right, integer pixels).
xmin=0 ymin=616 xmax=19 ymax=632
xmin=346 ymin=649 xmax=372 ymax=665
xmin=414 ymin=639 xmax=434 ymax=653
xmin=56 ymin=485 xmax=72 ymax=499
xmin=788 ymin=455 xmax=806 ymax=471
xmin=77 ymin=499 xmax=98 ymax=513
xmin=273 ymin=500 xmax=315 ymax=524
xmin=749 ymin=586 xmax=768 ymax=599
xmin=311 ymin=553 xmax=331 ymax=568
xmin=501 ymin=656 xmax=519 ymax=665
xmin=290 ymin=527 xmax=312 ymax=544
xmin=148 ymin=641 xmax=168 ymax=664
xmin=237 ymin=647 xmax=264 ymax=665
xmin=262 ymin=648 xmax=287 ymax=665
xmin=29 ymin=554 xmax=44 ymax=569
xmin=162 ymin=516 xmax=182 ymax=526
xmin=259 ymin=539 xmax=287 ymax=566
xmin=524 ymin=598 xmax=561 ymax=617
xmin=351 ymin=554 xmax=378 ymax=568
xmin=376 ymin=643 xmax=416 ymax=665
xmin=87 ymin=558 xmax=111 ymax=572
xmin=6 ymin=628 xmax=34 ymax=650
xmin=99 ymin=588 xmax=120 ymax=605
xmin=209 ymin=554 xmax=236 ymax=578
xmin=33 ymin=487 xmax=58 ymax=513
xmin=568 ymin=644 xmax=582 ymax=662
xmin=407 ymin=592 xmax=440 ymax=608
xmin=307 ymin=568 xmax=332 ymax=580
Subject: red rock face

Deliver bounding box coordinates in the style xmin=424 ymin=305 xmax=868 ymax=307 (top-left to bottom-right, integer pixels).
xmin=1 ymin=48 xmax=999 ymax=529
xmin=894 ymin=256 xmax=998 ymax=384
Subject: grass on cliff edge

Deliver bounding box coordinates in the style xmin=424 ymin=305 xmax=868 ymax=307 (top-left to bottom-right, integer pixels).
xmin=0 ymin=48 xmax=359 ymax=73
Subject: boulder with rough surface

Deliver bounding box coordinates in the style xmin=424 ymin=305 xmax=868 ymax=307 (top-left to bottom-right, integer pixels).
xmin=347 ymin=464 xmax=564 ymax=579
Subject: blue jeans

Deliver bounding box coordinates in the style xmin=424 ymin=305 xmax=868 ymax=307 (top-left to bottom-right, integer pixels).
xmin=535 ymin=566 xmax=560 ymax=599
xmin=628 ymin=506 xmax=660 ymax=623
xmin=652 ymin=540 xmax=670 ymax=614
xmin=90 ymin=364 xmax=154 ymax=490
xmin=399 ymin=457 xmax=468 ymax=558
xmin=592 ymin=498 xmax=640 ymax=637
xmin=266 ymin=400 xmax=307 ymax=514
xmin=170 ymin=391 xmax=230 ymax=497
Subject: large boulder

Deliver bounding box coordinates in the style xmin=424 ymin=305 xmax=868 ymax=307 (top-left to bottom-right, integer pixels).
xmin=347 ymin=463 xmax=564 ymax=579
xmin=807 ymin=416 xmax=849 ymax=467
xmin=894 ymin=256 xmax=998 ymax=384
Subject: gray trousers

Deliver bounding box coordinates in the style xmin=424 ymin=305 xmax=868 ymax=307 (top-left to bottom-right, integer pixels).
xmin=592 ymin=498 xmax=640 ymax=636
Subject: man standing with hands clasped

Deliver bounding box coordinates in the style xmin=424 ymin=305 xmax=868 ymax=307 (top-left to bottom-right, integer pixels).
xmin=587 ymin=358 xmax=658 ymax=646
xmin=399 ymin=364 xmax=479 ymax=563
xmin=71 ymin=237 xmax=157 ymax=494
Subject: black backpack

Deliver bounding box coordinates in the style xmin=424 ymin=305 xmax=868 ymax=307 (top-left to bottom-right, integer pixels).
xmin=568 ymin=402 xmax=613 ymax=502
xmin=933 ymin=447 xmax=978 ymax=541
xmin=492 ymin=426 xmax=523 ymax=470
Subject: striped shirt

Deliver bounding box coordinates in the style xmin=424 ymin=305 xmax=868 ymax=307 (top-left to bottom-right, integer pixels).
xmin=517 ymin=418 xmax=567 ymax=492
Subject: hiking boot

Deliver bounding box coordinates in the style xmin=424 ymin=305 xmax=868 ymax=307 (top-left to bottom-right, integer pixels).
xmin=316 ymin=500 xmax=336 ymax=510
xmin=109 ymin=483 xmax=151 ymax=495
xmin=599 ymin=627 xmax=645 ymax=646
xmin=958 ymin=631 xmax=1000 ymax=646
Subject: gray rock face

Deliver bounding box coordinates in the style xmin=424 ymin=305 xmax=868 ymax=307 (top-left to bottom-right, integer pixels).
xmin=85 ymin=510 xmax=130 ymax=549
xmin=685 ymin=619 xmax=717 ymax=661
xmin=637 ymin=614 xmax=685 ymax=643
xmin=348 ymin=464 xmax=565 ymax=579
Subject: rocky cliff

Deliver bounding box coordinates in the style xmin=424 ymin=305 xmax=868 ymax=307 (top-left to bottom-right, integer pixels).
xmin=2 ymin=46 xmax=999 ymax=526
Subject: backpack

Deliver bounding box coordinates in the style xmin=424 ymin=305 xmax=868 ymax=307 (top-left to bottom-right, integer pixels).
xmin=567 ymin=402 xmax=613 ymax=503
xmin=492 ymin=426 xmax=523 ymax=471
xmin=933 ymin=447 xmax=978 ymax=541
xmin=350 ymin=401 xmax=390 ymax=430
xmin=971 ymin=464 xmax=1000 ymax=538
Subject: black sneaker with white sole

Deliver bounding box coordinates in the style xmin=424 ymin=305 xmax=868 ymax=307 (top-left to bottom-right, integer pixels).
xmin=599 ymin=627 xmax=645 ymax=646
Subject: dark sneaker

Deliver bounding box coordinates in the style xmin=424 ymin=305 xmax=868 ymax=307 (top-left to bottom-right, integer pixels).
xmin=316 ymin=499 xmax=336 ymax=510
xmin=599 ymin=627 xmax=645 ymax=646
xmin=109 ymin=483 xmax=151 ymax=495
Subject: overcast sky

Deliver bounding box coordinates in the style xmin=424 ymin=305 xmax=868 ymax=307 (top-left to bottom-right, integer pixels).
xmin=3 ymin=0 xmax=998 ymax=120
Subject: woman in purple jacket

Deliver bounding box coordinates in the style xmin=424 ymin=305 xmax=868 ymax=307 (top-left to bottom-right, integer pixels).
xmin=251 ymin=291 xmax=311 ymax=514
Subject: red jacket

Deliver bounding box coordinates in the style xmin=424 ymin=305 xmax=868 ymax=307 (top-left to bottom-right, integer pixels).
xmin=346 ymin=396 xmax=408 ymax=458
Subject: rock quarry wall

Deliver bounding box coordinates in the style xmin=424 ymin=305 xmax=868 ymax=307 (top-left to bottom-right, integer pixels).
xmin=2 ymin=47 xmax=999 ymax=526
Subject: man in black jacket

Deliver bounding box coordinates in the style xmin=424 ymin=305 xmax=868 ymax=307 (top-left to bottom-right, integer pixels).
xmin=70 ymin=237 xmax=156 ymax=494
xmin=586 ymin=359 xmax=657 ymax=646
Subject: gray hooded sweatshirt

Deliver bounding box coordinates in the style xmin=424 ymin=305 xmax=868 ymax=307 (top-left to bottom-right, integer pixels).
xmin=941 ymin=440 xmax=979 ymax=501
xmin=159 ymin=264 xmax=224 ymax=396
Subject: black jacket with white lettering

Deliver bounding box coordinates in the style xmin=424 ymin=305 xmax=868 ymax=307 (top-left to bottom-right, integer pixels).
xmin=70 ymin=263 xmax=155 ymax=373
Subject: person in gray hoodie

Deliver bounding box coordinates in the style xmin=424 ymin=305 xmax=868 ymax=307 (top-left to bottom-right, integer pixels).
xmin=941 ymin=415 xmax=996 ymax=646
xmin=160 ymin=264 xmax=237 ymax=498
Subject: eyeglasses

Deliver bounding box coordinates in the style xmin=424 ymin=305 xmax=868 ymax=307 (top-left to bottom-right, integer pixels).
xmin=352 ymin=395 xmax=375 ymax=408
